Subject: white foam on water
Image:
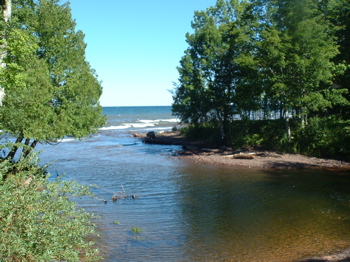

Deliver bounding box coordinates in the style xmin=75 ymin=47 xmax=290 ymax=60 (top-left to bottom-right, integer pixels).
xmin=60 ymin=138 xmax=77 ymax=142
xmin=130 ymin=123 xmax=155 ymax=128
xmin=139 ymin=119 xmax=159 ymax=124
xmin=100 ymin=118 xmax=179 ymax=131
xmin=99 ymin=125 xmax=131 ymax=130
xmin=161 ymin=118 xmax=180 ymax=122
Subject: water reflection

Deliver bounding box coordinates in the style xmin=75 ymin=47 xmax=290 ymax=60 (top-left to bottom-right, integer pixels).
xmin=175 ymin=165 xmax=350 ymax=261
xmin=37 ymin=136 xmax=350 ymax=262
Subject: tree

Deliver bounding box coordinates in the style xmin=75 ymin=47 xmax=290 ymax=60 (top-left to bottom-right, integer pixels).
xmin=173 ymin=0 xmax=260 ymax=143
xmin=0 ymin=27 xmax=54 ymax=159
xmin=326 ymin=0 xmax=350 ymax=118
xmin=0 ymin=0 xmax=105 ymax=160
xmin=256 ymin=0 xmax=347 ymax=141
xmin=172 ymin=49 xmax=210 ymax=126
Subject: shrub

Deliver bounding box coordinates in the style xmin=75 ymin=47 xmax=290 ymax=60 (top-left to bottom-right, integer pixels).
xmin=180 ymin=122 xmax=222 ymax=145
xmin=294 ymin=116 xmax=350 ymax=159
xmin=243 ymin=134 xmax=264 ymax=147
xmin=230 ymin=119 xmax=287 ymax=150
xmin=0 ymin=154 xmax=101 ymax=261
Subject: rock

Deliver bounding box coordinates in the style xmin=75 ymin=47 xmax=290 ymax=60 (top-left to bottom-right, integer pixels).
xmin=182 ymin=144 xmax=198 ymax=150
xmin=146 ymin=131 xmax=156 ymax=139
xmin=133 ymin=132 xmax=143 ymax=138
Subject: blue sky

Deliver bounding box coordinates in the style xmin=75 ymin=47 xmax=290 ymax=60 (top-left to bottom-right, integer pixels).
xmin=69 ymin=0 xmax=217 ymax=106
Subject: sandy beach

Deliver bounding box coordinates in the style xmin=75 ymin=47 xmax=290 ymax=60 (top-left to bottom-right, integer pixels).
xmin=140 ymin=131 xmax=350 ymax=170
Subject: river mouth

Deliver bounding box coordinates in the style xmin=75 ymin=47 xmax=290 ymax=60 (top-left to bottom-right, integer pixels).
xmin=38 ymin=133 xmax=350 ymax=262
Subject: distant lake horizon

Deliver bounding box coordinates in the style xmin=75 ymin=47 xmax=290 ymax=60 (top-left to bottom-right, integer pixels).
xmin=101 ymin=105 xmax=178 ymax=133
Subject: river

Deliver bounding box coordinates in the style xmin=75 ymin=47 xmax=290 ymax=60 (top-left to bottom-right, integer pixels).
xmin=36 ymin=107 xmax=350 ymax=261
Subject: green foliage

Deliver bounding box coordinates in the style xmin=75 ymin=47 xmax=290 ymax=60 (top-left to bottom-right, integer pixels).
xmin=257 ymin=0 xmax=343 ymax=121
xmin=172 ymin=0 xmax=350 ymax=158
xmin=0 ymin=0 xmax=105 ymax=160
xmin=229 ymin=119 xmax=287 ymax=150
xmin=330 ymin=0 xmax=350 ymax=115
xmin=181 ymin=117 xmax=350 ymax=160
xmin=0 ymin=28 xmax=55 ymax=141
xmin=0 ymin=153 xmax=101 ymax=261
xmin=131 ymin=226 xmax=144 ymax=234
xmin=172 ymin=0 xmax=260 ymax=139
xmin=294 ymin=117 xmax=350 ymax=159
xmin=242 ymin=134 xmax=264 ymax=147
xmin=180 ymin=122 xmax=222 ymax=146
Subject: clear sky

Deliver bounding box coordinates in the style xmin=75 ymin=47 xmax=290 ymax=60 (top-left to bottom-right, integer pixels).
xmin=69 ymin=0 xmax=217 ymax=107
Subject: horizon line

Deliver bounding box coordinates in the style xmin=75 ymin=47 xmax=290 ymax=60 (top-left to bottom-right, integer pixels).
xmin=102 ymin=105 xmax=172 ymax=107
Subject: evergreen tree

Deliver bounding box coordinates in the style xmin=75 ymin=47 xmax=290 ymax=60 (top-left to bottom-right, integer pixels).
xmin=0 ymin=0 xmax=105 ymax=160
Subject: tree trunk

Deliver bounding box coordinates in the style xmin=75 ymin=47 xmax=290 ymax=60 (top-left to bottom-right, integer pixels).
xmin=22 ymin=140 xmax=38 ymax=159
xmin=6 ymin=133 xmax=24 ymax=160
xmin=0 ymin=0 xmax=11 ymax=105
xmin=19 ymin=138 xmax=31 ymax=160
xmin=0 ymin=0 xmax=11 ymax=22
xmin=285 ymin=109 xmax=291 ymax=143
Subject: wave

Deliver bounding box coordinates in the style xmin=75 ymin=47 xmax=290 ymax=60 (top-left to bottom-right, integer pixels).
xmin=100 ymin=118 xmax=180 ymax=131
xmin=161 ymin=118 xmax=180 ymax=122
xmin=99 ymin=123 xmax=154 ymax=130
xmin=58 ymin=133 xmax=101 ymax=143
xmin=99 ymin=125 xmax=132 ymax=130
xmin=139 ymin=118 xmax=179 ymax=124
xmin=61 ymin=138 xmax=77 ymax=142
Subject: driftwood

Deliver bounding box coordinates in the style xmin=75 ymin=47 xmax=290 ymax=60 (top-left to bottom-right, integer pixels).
xmin=225 ymin=152 xmax=255 ymax=159
xmin=94 ymin=184 xmax=138 ymax=203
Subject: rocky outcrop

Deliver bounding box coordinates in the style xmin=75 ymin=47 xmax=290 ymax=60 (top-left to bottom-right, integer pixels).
xmin=146 ymin=131 xmax=156 ymax=139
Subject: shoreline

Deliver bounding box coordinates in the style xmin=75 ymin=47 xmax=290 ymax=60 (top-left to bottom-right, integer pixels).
xmin=138 ymin=131 xmax=350 ymax=170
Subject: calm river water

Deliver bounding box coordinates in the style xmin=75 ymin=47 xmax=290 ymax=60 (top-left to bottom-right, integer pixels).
xmin=37 ymin=107 xmax=350 ymax=261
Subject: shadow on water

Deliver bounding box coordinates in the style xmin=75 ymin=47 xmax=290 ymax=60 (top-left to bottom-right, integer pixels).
xmin=173 ymin=164 xmax=350 ymax=261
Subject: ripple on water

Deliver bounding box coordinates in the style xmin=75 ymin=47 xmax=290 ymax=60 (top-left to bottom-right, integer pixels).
xmin=37 ymin=135 xmax=350 ymax=262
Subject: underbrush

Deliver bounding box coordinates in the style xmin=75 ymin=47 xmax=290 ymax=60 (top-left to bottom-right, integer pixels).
xmin=294 ymin=116 xmax=350 ymax=160
xmin=180 ymin=117 xmax=350 ymax=160
xmin=0 ymin=153 xmax=101 ymax=261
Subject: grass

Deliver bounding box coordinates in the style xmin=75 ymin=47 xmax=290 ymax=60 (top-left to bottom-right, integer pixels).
xmin=131 ymin=226 xmax=144 ymax=234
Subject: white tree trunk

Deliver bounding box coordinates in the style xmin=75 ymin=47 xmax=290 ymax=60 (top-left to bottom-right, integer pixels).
xmin=285 ymin=109 xmax=291 ymax=143
xmin=2 ymin=0 xmax=11 ymax=22
xmin=0 ymin=0 xmax=11 ymax=105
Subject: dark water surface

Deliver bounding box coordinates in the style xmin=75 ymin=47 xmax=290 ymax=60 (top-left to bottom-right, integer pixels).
xmin=36 ymin=107 xmax=350 ymax=261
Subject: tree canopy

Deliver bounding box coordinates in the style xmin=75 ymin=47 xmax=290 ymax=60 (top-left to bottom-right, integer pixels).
xmin=0 ymin=0 xmax=105 ymax=160
xmin=172 ymin=0 xmax=350 ymax=157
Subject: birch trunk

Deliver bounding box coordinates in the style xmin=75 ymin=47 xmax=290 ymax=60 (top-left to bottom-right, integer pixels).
xmin=285 ymin=109 xmax=291 ymax=143
xmin=0 ymin=0 xmax=11 ymax=105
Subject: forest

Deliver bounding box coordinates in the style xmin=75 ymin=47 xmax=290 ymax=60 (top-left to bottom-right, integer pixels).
xmin=172 ymin=0 xmax=350 ymax=160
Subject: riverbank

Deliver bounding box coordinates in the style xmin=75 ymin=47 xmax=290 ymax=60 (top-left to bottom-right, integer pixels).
xmin=139 ymin=131 xmax=350 ymax=170
xmin=300 ymin=248 xmax=350 ymax=262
